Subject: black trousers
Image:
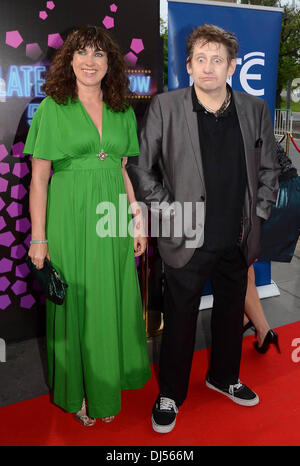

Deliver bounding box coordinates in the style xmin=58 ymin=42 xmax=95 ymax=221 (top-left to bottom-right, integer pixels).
xmin=159 ymin=245 xmax=248 ymax=407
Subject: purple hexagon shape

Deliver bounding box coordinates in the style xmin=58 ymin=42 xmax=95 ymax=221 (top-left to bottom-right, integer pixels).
xmin=15 ymin=263 xmax=30 ymax=278
xmin=0 ymin=177 xmax=8 ymax=193
xmin=0 ymin=295 xmax=11 ymax=310
xmin=6 ymin=30 xmax=23 ymax=48
xmin=16 ymin=217 xmax=31 ymax=233
xmin=0 ymin=216 xmax=6 ymax=231
xmin=0 ymin=163 xmax=10 ymax=175
xmin=130 ymin=39 xmax=144 ymax=55
xmin=0 ymin=231 xmax=15 ymax=247
xmin=39 ymin=11 xmax=48 ymax=20
xmin=47 ymin=1 xmax=55 ymax=9
xmin=13 ymin=162 xmax=30 ymax=178
xmin=124 ymin=52 xmax=138 ymax=66
xmin=0 ymin=145 xmax=8 ymax=161
xmin=21 ymin=294 xmax=36 ymax=309
xmin=0 ymin=277 xmax=10 ymax=292
xmin=24 ymin=233 xmax=31 ymax=249
xmin=26 ymin=43 xmax=43 ymax=62
xmin=0 ymin=197 xmax=4 ymax=210
xmin=11 ymin=244 xmax=26 ymax=259
xmin=48 ymin=33 xmax=64 ymax=49
xmin=11 ymin=184 xmax=27 ymax=200
xmin=0 ymin=258 xmax=13 ymax=273
xmin=12 ymin=142 xmax=25 ymax=158
xmin=102 ymin=16 xmax=114 ymax=29
xmin=6 ymin=201 xmax=23 ymax=218
xmin=110 ymin=3 xmax=118 ymax=12
xmin=11 ymin=280 xmax=27 ymax=296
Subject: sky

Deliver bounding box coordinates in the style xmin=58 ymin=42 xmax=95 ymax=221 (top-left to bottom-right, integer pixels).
xmin=160 ymin=0 xmax=168 ymax=21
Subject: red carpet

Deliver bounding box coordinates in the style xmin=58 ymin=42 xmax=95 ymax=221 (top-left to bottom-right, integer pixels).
xmin=0 ymin=321 xmax=299 ymax=446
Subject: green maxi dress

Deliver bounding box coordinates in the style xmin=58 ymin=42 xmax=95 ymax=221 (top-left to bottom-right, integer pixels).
xmin=24 ymin=96 xmax=151 ymax=418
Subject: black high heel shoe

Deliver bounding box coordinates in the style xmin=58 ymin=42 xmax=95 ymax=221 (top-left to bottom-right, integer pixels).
xmin=254 ymin=329 xmax=281 ymax=354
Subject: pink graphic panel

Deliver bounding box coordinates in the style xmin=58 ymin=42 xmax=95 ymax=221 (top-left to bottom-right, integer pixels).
xmin=47 ymin=1 xmax=55 ymax=10
xmin=110 ymin=4 xmax=118 ymax=12
xmin=0 ymin=295 xmax=11 ymax=310
xmin=0 ymin=145 xmax=8 ymax=161
xmin=20 ymin=294 xmax=36 ymax=309
xmin=11 ymin=280 xmax=27 ymax=296
xmin=11 ymin=184 xmax=27 ymax=200
xmin=124 ymin=52 xmax=138 ymax=66
xmin=0 ymin=231 xmax=16 ymax=247
xmin=26 ymin=43 xmax=43 ymax=61
xmin=39 ymin=11 xmax=48 ymax=20
xmin=48 ymin=33 xmax=64 ymax=49
xmin=0 ymin=277 xmax=10 ymax=292
xmin=6 ymin=30 xmax=23 ymax=48
xmin=11 ymin=244 xmax=27 ymax=259
xmin=130 ymin=39 xmax=144 ymax=54
xmin=6 ymin=202 xmax=23 ymax=218
xmin=102 ymin=16 xmax=114 ymax=29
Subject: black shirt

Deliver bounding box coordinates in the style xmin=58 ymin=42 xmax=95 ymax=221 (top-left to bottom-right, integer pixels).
xmin=192 ymin=85 xmax=247 ymax=251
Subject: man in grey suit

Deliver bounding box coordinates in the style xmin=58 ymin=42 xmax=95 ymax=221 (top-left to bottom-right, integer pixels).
xmin=127 ymin=24 xmax=279 ymax=434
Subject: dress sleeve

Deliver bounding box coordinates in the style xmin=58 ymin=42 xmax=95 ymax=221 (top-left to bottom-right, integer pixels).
xmin=124 ymin=106 xmax=140 ymax=157
xmin=23 ymin=97 xmax=66 ymax=161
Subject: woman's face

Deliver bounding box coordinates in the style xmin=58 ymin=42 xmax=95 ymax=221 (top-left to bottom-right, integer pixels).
xmin=71 ymin=46 xmax=108 ymax=89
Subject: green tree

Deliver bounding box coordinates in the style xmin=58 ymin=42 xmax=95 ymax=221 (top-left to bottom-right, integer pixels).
xmin=160 ymin=18 xmax=168 ymax=88
xmin=242 ymin=0 xmax=300 ymax=108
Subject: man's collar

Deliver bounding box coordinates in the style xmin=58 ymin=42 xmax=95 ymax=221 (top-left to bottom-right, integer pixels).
xmin=192 ymin=84 xmax=233 ymax=117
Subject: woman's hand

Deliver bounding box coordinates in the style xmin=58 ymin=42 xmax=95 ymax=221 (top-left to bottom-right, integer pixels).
xmin=28 ymin=243 xmax=50 ymax=270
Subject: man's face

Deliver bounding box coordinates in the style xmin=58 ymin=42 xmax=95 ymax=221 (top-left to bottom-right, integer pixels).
xmin=186 ymin=41 xmax=236 ymax=95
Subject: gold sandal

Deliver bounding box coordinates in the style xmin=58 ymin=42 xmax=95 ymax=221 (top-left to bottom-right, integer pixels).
xmin=102 ymin=416 xmax=115 ymax=423
xmin=74 ymin=399 xmax=96 ymax=427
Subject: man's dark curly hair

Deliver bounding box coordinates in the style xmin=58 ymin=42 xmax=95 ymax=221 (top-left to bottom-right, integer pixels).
xmin=186 ymin=24 xmax=239 ymax=64
xmin=43 ymin=25 xmax=129 ymax=112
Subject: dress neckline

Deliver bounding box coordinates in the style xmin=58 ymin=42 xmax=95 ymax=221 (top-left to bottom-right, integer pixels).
xmin=77 ymin=98 xmax=105 ymax=147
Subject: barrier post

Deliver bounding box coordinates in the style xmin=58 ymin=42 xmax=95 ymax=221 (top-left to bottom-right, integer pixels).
xmin=286 ymin=131 xmax=291 ymax=156
xmin=0 ymin=338 xmax=6 ymax=363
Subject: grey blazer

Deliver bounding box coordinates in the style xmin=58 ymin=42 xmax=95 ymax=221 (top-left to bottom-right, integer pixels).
xmin=127 ymin=86 xmax=280 ymax=268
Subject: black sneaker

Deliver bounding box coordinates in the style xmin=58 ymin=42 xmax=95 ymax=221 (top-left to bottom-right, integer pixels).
xmin=206 ymin=375 xmax=259 ymax=406
xmin=151 ymin=394 xmax=179 ymax=433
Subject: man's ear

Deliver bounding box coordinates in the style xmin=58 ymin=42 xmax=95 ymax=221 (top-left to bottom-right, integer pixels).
xmin=227 ymin=58 xmax=236 ymax=78
xmin=186 ymin=58 xmax=192 ymax=75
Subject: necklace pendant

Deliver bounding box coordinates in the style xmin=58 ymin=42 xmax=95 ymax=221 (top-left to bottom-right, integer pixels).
xmin=97 ymin=150 xmax=108 ymax=161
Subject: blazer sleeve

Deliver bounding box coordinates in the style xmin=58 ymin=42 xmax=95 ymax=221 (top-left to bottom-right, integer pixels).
xmin=126 ymin=95 xmax=174 ymax=211
xmin=256 ymin=100 xmax=280 ymax=220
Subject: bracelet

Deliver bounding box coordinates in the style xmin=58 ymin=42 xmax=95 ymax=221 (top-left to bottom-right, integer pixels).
xmin=30 ymin=240 xmax=48 ymax=244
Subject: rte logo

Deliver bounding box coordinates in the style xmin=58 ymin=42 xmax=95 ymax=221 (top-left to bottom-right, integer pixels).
xmin=227 ymin=51 xmax=266 ymax=97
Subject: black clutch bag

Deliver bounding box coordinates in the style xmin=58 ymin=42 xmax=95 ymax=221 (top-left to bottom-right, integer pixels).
xmin=27 ymin=257 xmax=68 ymax=305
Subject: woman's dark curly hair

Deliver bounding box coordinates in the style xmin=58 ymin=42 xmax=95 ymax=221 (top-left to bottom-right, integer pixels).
xmin=43 ymin=25 xmax=129 ymax=112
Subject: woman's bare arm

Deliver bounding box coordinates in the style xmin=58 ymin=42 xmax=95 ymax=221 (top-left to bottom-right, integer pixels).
xmin=28 ymin=158 xmax=52 ymax=269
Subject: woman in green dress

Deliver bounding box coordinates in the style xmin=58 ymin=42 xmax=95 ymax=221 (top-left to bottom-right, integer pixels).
xmin=24 ymin=26 xmax=151 ymax=426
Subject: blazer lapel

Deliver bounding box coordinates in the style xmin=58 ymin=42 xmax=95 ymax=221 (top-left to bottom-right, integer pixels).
xmin=183 ymin=87 xmax=206 ymax=190
xmin=233 ymin=90 xmax=255 ymax=198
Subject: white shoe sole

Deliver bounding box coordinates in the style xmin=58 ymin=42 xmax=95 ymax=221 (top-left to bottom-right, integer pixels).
xmin=151 ymin=415 xmax=176 ymax=433
xmin=206 ymin=380 xmax=259 ymax=406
